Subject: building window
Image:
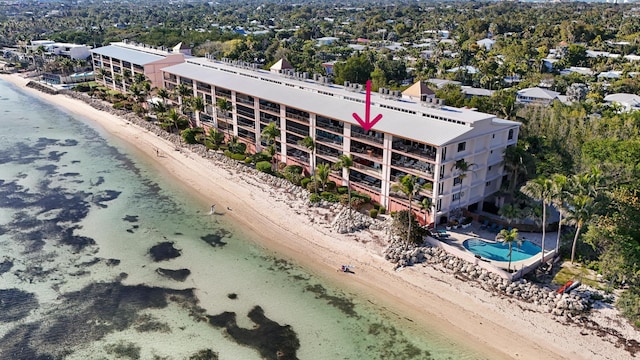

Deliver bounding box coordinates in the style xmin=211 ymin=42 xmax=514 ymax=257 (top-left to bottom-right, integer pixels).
xmin=439 ymin=165 xmax=445 ymax=179
xmin=442 ymin=147 xmax=447 ymax=161
xmin=486 ymin=181 xmax=491 ymax=187
xmin=488 ymin=166 xmax=492 ymax=171
xmin=508 ymin=129 xmax=514 ymax=140
xmin=457 ymin=142 xmax=466 ymax=152
xmin=492 ymin=134 xmax=495 ymax=138
xmin=452 ymin=192 xmax=462 ymax=201
xmin=438 ymin=182 xmax=444 ymax=194
xmin=436 ymin=199 xmax=442 ymax=211
xmin=453 ymin=176 xmax=462 ymax=186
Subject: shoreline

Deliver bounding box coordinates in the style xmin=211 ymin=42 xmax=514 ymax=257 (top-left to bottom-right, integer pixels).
xmin=3 ymin=73 xmax=637 ymax=360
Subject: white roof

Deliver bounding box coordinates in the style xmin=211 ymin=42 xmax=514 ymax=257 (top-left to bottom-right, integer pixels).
xmin=447 ymin=66 xmax=479 ymax=74
xmin=604 ymin=93 xmax=640 ymax=106
xmin=91 ymin=45 xmax=164 ymax=65
xmin=163 ymin=59 xmax=519 ymax=146
xmin=517 ymin=87 xmax=559 ymax=100
xmin=598 ymin=71 xmax=622 ymax=79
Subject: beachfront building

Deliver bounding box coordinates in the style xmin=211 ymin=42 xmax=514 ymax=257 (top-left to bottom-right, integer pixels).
xmin=89 ymin=41 xmax=185 ymax=92
xmin=90 ymin=42 xmax=520 ymax=225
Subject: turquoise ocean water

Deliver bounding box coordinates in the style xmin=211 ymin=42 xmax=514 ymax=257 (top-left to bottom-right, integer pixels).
xmin=0 ymin=80 xmax=488 ymax=360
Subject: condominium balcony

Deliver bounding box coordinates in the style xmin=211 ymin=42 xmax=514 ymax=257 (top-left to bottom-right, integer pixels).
xmin=316 ymin=119 xmax=344 ymax=135
xmin=237 ymin=117 xmax=255 ymax=129
xmin=392 ymin=141 xmax=437 ymax=162
xmin=351 ymin=127 xmax=384 ymax=144
xmin=316 ymin=130 xmax=343 ymax=147
xmin=351 ymin=141 xmax=383 ymax=161
xmin=391 ymin=154 xmax=435 ymax=178
xmin=350 ymin=170 xmax=382 ymax=191
xmin=286 ymin=112 xmax=309 ymax=124
xmin=287 ymin=148 xmax=309 ymax=165
xmin=286 ymin=124 xmax=309 ymax=137
xmin=316 ymin=145 xmax=341 ymax=160
xmin=236 ymin=96 xmax=254 ymax=106
xmin=237 ymin=104 xmax=255 ymax=119
xmin=352 ymin=161 xmax=382 ymax=178
xmin=215 ymin=90 xmax=231 ymax=99
xmin=259 ymin=103 xmax=280 ymax=114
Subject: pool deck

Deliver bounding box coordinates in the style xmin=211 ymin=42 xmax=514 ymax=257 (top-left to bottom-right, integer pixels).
xmin=431 ymin=222 xmax=558 ymax=272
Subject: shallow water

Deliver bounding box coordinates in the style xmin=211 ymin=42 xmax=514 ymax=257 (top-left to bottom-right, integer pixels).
xmin=0 ymin=80 xmax=488 ymax=359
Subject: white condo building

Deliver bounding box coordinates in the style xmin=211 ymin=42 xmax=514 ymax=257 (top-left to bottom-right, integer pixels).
xmin=91 ymin=42 xmax=520 ymax=225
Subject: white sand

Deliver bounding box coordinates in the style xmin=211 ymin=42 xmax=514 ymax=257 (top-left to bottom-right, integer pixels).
xmin=4 ymin=73 xmax=639 ymax=360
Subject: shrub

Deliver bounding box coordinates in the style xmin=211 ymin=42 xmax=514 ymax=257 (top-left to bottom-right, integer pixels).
xmin=224 ymin=150 xmax=232 ymax=158
xmin=306 ymin=181 xmax=318 ymax=193
xmin=309 ymin=193 xmax=321 ymax=203
xmin=283 ymin=165 xmax=304 ymax=185
xmin=283 ymin=165 xmax=303 ymax=175
xmin=204 ymin=140 xmax=218 ymax=150
xmin=326 ymin=181 xmax=337 ymax=191
xmin=339 ymin=194 xmax=350 ymax=205
xmin=373 ymin=203 xmax=381 ymax=211
xmin=351 ymin=197 xmax=366 ymax=209
xmin=244 ymin=157 xmax=252 ymax=164
xmin=230 ymin=153 xmax=246 ymax=161
xmin=379 ymin=207 xmax=386 ymax=214
xmin=113 ymin=101 xmax=126 ymax=110
xmin=301 ymin=177 xmax=312 ymax=189
xmin=321 ymin=192 xmax=340 ymax=202
xmin=369 ymin=209 xmax=378 ymax=218
xmin=256 ymin=161 xmax=272 ymax=173
xmin=181 ymin=128 xmax=203 ymax=144
xmin=337 ymin=186 xmax=348 ymax=195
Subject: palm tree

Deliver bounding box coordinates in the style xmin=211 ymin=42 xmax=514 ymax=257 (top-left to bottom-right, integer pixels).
xmin=207 ymin=128 xmax=225 ymax=147
xmin=392 ymin=175 xmax=423 ymax=248
xmin=216 ymin=97 xmax=233 ymax=140
xmin=419 ymin=197 xmax=433 ymax=226
xmin=503 ymin=143 xmax=530 ymax=194
xmin=165 ymin=108 xmax=185 ymax=138
xmin=298 ymin=136 xmax=316 ymax=194
xmin=550 ymin=174 xmax=568 ymax=255
xmin=452 ymin=159 xmax=475 ymax=215
xmin=333 ymin=154 xmax=354 ymax=219
xmin=520 ymin=176 xmax=554 ymax=264
xmin=157 ymin=88 xmax=169 ymax=104
xmin=496 ymin=228 xmax=522 ymax=272
xmin=565 ymin=194 xmax=594 ymax=264
xmin=260 ymin=122 xmax=281 ymax=171
xmin=498 ymin=203 xmax=521 ymax=226
xmin=151 ymin=101 xmax=169 ymax=121
xmin=174 ymin=83 xmax=192 ymax=110
xmin=191 ymin=96 xmax=205 ymax=127
xmin=315 ymin=163 xmax=330 ymax=192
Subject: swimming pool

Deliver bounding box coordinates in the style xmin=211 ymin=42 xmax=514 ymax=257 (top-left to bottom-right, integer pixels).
xmin=463 ymin=238 xmax=541 ymax=262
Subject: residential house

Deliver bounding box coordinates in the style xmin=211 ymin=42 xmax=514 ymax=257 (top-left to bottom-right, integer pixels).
xmin=604 ymin=93 xmax=640 ymax=112
xmin=516 ymin=87 xmax=561 ymax=105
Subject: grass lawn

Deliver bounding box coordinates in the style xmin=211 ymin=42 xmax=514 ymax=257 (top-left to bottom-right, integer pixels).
xmin=553 ymin=262 xmax=605 ymax=290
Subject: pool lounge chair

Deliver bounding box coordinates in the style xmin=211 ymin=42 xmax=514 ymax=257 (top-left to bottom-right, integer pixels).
xmin=480 ymin=220 xmax=489 ymax=230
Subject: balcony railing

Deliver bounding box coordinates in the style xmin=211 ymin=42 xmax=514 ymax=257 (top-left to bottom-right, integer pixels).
xmin=286 ymin=125 xmax=309 ymax=137
xmin=237 ymin=109 xmax=255 ymax=119
xmin=392 ymin=143 xmax=437 ymax=161
xmin=316 ymin=133 xmax=342 ymax=146
xmin=316 ymin=121 xmax=343 ymax=134
xmin=236 ymin=97 xmax=254 ymax=106
xmin=352 ymin=131 xmax=383 ymax=144
xmin=259 ymin=104 xmax=280 ymax=113
xmin=215 ymin=91 xmax=231 ymax=99
xmin=352 ymin=162 xmax=382 ymax=175
xmin=237 ymin=118 xmax=255 ymax=128
xmin=286 ymin=112 xmax=309 ymax=123
xmin=316 ymin=147 xmax=341 ymax=159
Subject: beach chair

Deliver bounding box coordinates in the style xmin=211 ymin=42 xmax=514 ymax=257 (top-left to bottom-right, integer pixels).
xmin=480 ymin=220 xmax=489 ymax=230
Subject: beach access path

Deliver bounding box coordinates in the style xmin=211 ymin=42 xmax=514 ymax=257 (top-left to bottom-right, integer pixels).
xmin=3 ymin=73 xmax=637 ymax=360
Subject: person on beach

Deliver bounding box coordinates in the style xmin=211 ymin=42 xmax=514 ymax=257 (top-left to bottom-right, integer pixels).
xmin=209 ymin=204 xmax=216 ymax=215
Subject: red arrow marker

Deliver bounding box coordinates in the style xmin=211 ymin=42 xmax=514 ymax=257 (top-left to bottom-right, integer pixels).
xmin=352 ymin=80 xmax=383 ymax=131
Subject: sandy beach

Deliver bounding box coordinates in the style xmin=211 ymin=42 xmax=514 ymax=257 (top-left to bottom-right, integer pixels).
xmin=3 ymin=73 xmax=638 ymax=360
